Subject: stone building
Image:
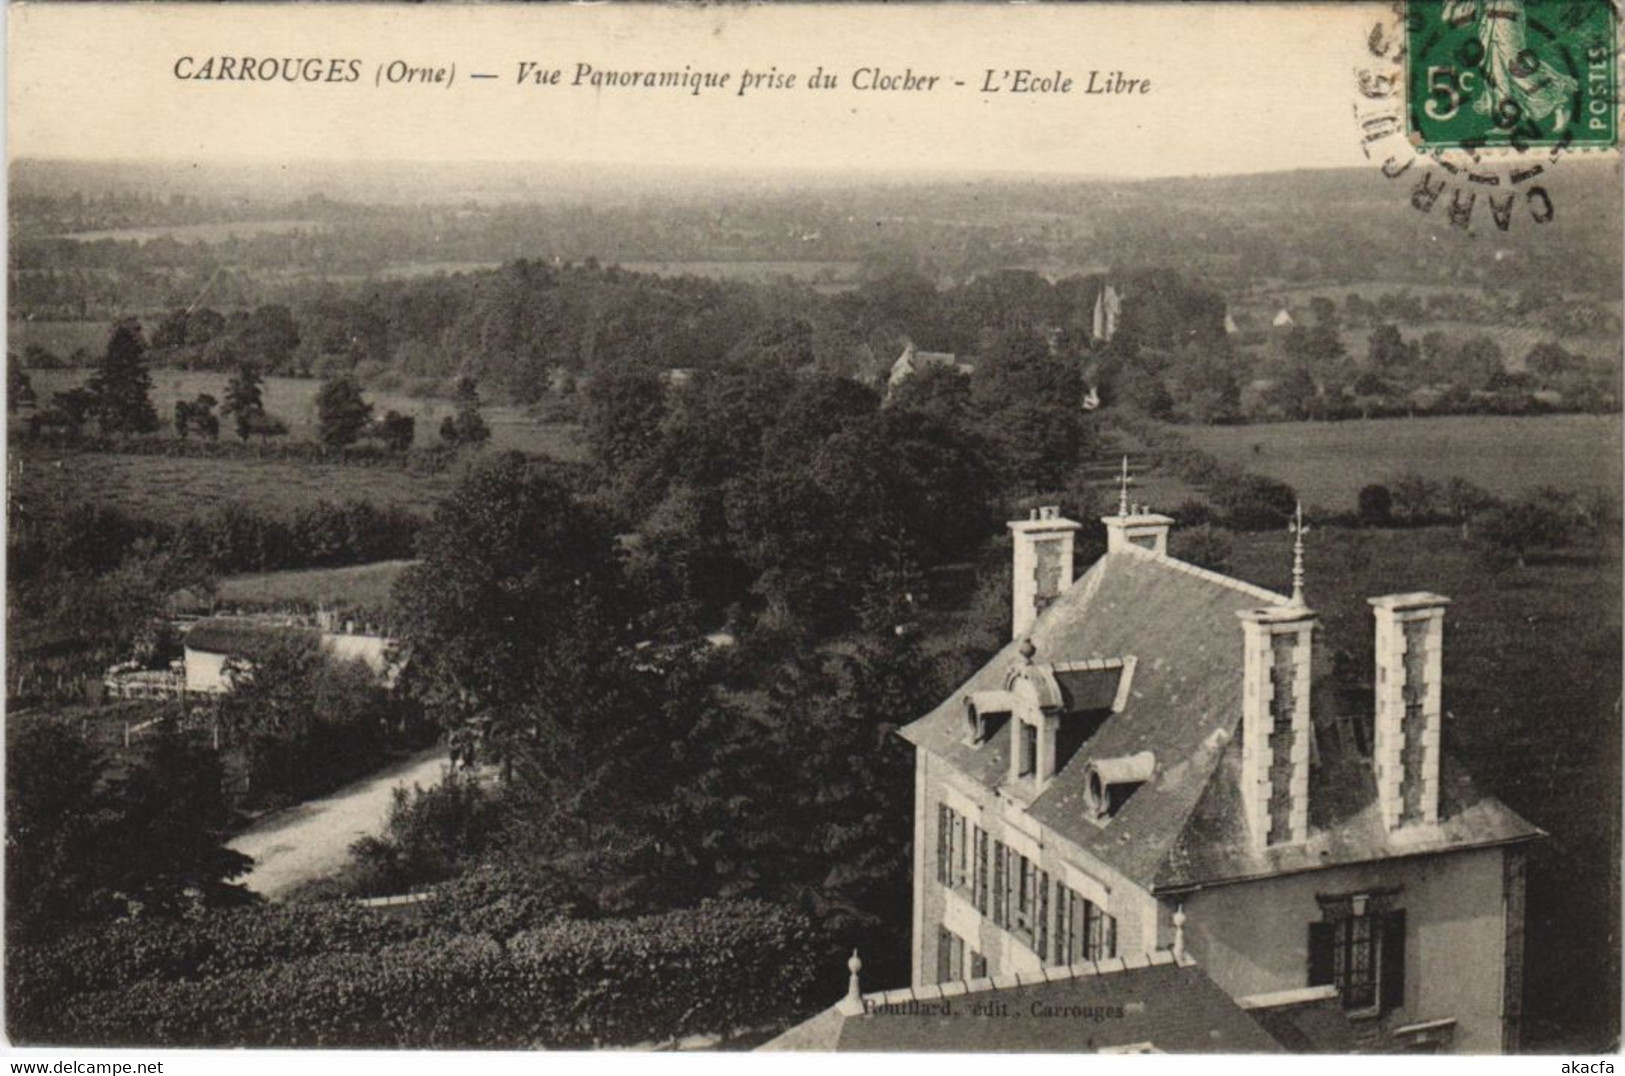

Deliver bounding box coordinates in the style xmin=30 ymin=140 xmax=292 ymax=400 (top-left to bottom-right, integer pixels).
xmin=892 ymin=489 xmax=1540 ymax=1053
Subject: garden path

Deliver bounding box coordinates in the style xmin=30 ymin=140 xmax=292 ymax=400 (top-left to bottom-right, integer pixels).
xmin=227 ymin=746 xmax=452 ymax=899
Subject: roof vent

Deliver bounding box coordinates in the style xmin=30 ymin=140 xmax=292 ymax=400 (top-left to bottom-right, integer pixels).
xmin=1084 ymin=751 xmax=1156 ymax=820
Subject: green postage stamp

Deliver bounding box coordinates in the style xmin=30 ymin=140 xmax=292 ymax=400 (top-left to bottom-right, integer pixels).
xmin=1407 ymin=0 xmax=1617 ymax=150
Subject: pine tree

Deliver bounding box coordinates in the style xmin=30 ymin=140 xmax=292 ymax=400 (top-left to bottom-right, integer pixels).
xmin=222 ymin=364 xmax=267 ymax=442
xmin=88 ymin=322 xmax=158 ymax=434
xmin=315 ymin=375 xmax=372 ymax=448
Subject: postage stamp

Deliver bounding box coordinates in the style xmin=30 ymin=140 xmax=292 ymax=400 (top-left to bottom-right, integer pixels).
xmin=1405 ymin=0 xmax=1618 ymax=152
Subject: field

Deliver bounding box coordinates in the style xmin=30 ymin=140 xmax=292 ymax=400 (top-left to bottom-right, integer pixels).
xmin=54 ymin=219 xmax=329 ymax=244
xmin=24 ymin=368 xmax=587 ymax=461
xmin=15 ymin=449 xmax=458 ymax=518
xmin=1183 ymin=414 xmax=1622 ymax=511
xmin=1225 ymin=525 xmax=1621 ymax=1050
xmin=9 ymin=320 xmax=114 ymax=360
xmin=215 ymin=559 xmax=415 ymax=613
xmin=616 ymin=259 xmax=859 ymax=287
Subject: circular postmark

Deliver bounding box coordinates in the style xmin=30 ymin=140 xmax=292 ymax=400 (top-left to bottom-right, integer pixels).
xmin=1354 ymin=0 xmax=1620 ymax=233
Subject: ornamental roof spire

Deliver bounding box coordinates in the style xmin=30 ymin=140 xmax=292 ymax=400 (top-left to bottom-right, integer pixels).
xmin=1117 ymin=455 xmax=1132 ymax=517
xmin=1289 ymin=502 xmax=1311 ymax=608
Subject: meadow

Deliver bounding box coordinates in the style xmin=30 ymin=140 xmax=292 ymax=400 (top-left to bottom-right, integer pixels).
xmin=9 ymin=320 xmax=113 ymax=359
xmin=24 ymin=368 xmax=588 ymax=461
xmin=54 ymin=219 xmax=329 ymax=244
xmin=14 ymin=448 xmax=458 ymax=519
xmin=1183 ymin=413 xmax=1622 ymax=511
xmin=1225 ymin=524 xmax=1621 ymax=1050
xmin=214 ymin=559 xmax=415 ymax=614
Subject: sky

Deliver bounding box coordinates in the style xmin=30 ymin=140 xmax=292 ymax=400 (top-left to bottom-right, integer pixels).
xmin=8 ymin=2 xmax=1383 ymax=180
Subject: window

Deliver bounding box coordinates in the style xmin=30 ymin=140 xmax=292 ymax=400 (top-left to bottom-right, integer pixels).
xmin=1309 ymin=897 xmax=1406 ymax=1016
xmin=937 ymin=927 xmax=966 ymax=983
xmin=993 ymin=844 xmax=1048 ymax=952
xmin=1055 ymin=881 xmax=1117 ymax=964
xmin=970 ymin=951 xmax=988 ymax=979
xmin=936 ymin=804 xmax=970 ymax=892
xmin=1019 ymin=722 xmax=1038 ymax=777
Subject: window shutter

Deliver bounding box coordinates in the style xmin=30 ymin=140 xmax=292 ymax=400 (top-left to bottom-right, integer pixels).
xmin=1307 ymin=920 xmax=1336 ymax=986
xmin=1380 ymin=910 xmax=1407 ymax=1014
xmin=974 ymin=829 xmax=989 ymax=913
xmin=992 ymin=842 xmax=1007 ymax=926
xmin=937 ymin=805 xmax=949 ymax=886
xmin=1037 ymin=870 xmax=1051 ymax=960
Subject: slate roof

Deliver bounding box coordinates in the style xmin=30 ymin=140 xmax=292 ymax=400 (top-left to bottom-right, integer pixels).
xmin=888 ymin=345 xmax=972 ymax=387
xmin=899 ymin=544 xmax=1542 ymax=893
xmin=759 ymin=952 xmax=1283 ymax=1053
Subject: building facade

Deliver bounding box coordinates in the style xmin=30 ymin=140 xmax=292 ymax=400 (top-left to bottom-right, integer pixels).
xmin=900 ymin=501 xmax=1540 ymax=1053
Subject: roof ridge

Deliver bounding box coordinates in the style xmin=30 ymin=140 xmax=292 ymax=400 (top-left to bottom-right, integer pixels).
xmin=1113 ymin=544 xmax=1290 ymax=607
xmin=861 ymin=949 xmax=1188 ymax=1007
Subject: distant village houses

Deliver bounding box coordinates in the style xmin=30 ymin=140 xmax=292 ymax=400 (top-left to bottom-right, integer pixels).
xmin=886 ymin=341 xmax=975 ymax=398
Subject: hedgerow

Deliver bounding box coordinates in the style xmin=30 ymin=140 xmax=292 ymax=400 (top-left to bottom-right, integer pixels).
xmin=13 ymin=898 xmax=822 ymax=1048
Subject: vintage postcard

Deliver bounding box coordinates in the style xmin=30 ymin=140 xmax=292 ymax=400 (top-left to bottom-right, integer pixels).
xmin=4 ymin=1 xmax=1621 ymax=1066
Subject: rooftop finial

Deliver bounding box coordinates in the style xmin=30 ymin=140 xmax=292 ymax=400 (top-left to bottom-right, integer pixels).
xmin=1173 ymin=904 xmax=1188 ymax=962
xmin=1289 ymin=502 xmax=1311 ymax=607
xmin=840 ymin=949 xmax=864 ymax=1013
xmin=1118 ymin=455 xmax=1132 ymax=517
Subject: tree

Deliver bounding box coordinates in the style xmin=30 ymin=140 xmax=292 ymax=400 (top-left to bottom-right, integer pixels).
xmin=582 ymin=366 xmax=667 ymax=478
xmin=1389 ymin=471 xmax=1440 ymax=523
xmin=314 ymin=375 xmax=372 ymax=448
xmin=1457 ymin=335 xmax=1505 ymax=389
xmin=375 ymin=410 xmax=416 ymax=452
xmin=439 ymin=377 xmax=490 ymax=447
xmin=174 ymin=393 xmax=219 ymax=440
xmin=6 ymin=721 xmax=119 ymax=937
xmin=1442 ymin=477 xmax=1499 ymax=537
xmin=1170 ymin=524 xmax=1234 ymax=571
xmin=1477 ymin=496 xmax=1574 ymax=568
xmin=1357 ymin=484 xmax=1394 ymax=526
xmin=1526 ymin=342 xmax=1582 ymax=379
xmin=222 ymin=364 xmax=267 ymax=442
xmin=1211 ymin=472 xmax=1297 ymax=530
xmin=1368 ymin=324 xmax=1414 ymax=373
xmin=970 ymin=327 xmax=1094 ymax=491
xmin=243 ymin=411 xmax=290 ymax=444
xmin=5 ymin=718 xmax=252 ymax=939
xmin=392 ymin=453 xmax=626 ymax=770
xmin=887 ymin=362 xmax=972 ymax=420
xmin=216 ymin=636 xmax=393 ymax=805
xmin=111 ymin=723 xmax=254 ymax=915
xmin=88 ymin=322 xmax=159 ymax=434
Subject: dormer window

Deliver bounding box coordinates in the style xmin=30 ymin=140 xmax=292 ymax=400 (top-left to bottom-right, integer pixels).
xmin=964 ymin=690 xmax=1014 ymax=745
xmin=1083 ymin=752 xmax=1156 ymax=821
xmin=1018 ymin=721 xmax=1039 ymax=777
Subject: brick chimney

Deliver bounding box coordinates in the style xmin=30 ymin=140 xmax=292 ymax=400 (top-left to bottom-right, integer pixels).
xmin=1370 ymin=593 xmax=1449 ymax=830
xmin=1237 ymin=604 xmax=1315 ymax=849
xmin=1007 ymin=506 xmax=1081 ymax=640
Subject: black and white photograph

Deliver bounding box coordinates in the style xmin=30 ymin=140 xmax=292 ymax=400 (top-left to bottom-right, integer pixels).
xmin=3 ymin=1 xmax=1621 ymax=1063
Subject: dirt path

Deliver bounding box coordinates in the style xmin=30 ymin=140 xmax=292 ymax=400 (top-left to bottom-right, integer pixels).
xmin=227 ymin=746 xmax=452 ymax=899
